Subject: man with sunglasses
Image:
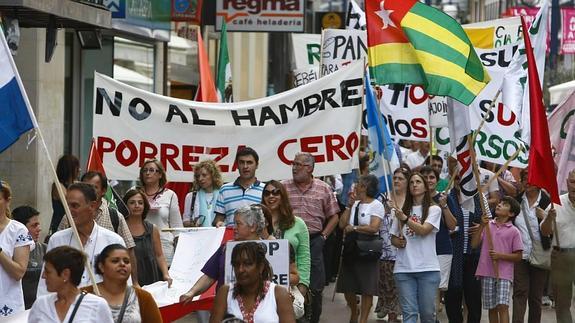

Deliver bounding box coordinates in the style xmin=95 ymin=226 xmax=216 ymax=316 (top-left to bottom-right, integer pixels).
xmin=213 ymin=147 xmax=265 ymax=227
xmin=283 ymin=152 xmax=340 ymax=323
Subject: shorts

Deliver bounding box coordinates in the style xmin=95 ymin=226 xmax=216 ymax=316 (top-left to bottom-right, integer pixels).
xmin=438 ymin=254 xmax=453 ymax=290
xmin=481 ymin=277 xmax=512 ymax=309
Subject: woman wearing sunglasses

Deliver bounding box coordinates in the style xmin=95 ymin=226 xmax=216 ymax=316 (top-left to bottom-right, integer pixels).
xmin=261 ymin=180 xmax=310 ymax=298
xmin=124 ymin=189 xmax=171 ymax=287
xmin=138 ymin=159 xmax=183 ymax=266
xmin=183 ymin=160 xmax=223 ymax=228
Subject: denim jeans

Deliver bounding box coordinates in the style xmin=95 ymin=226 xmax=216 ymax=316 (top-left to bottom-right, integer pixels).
xmin=394 ymin=271 xmax=441 ymax=323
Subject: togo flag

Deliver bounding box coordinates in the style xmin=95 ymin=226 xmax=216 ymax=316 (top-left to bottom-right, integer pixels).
xmin=0 ymin=25 xmax=37 ymax=153
xmin=365 ymin=0 xmax=490 ymax=105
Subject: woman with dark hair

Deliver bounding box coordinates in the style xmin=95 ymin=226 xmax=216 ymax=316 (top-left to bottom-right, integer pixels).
xmin=337 ymin=174 xmax=385 ymax=323
xmin=138 ymin=159 xmax=183 ymax=266
xmin=124 ymin=189 xmax=171 ymax=287
xmin=375 ymin=167 xmax=410 ymax=322
xmin=210 ymin=241 xmax=295 ymax=323
xmin=183 ymin=159 xmax=223 ymax=227
xmin=12 ymin=205 xmax=46 ymax=309
xmin=85 ymin=244 xmax=163 ymax=323
xmin=261 ymin=180 xmax=310 ymax=296
xmin=28 ymin=246 xmax=113 ymax=322
xmin=390 ymin=172 xmax=442 ymax=323
xmin=50 ymin=154 xmax=79 ymax=234
xmin=180 ymin=205 xmax=266 ymax=304
xmin=0 ymin=181 xmax=34 ymax=318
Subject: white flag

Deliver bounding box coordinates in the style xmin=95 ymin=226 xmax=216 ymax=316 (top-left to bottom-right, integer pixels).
xmin=501 ymin=0 xmax=549 ymax=145
xmin=447 ymin=98 xmax=477 ymax=203
xmin=345 ymin=0 xmax=366 ymax=30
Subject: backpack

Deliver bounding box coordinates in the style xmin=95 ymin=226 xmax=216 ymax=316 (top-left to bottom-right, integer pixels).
xmin=108 ymin=207 xmax=120 ymax=233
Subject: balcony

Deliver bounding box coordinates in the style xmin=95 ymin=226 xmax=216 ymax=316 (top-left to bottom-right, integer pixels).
xmin=0 ymin=0 xmax=112 ymax=29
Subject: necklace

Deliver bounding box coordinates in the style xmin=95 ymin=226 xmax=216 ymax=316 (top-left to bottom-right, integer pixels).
xmin=237 ymin=281 xmax=270 ymax=323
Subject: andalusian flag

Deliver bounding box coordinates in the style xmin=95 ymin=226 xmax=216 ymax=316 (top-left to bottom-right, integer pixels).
xmin=216 ymin=20 xmax=233 ymax=102
xmin=366 ymin=0 xmax=490 ymax=105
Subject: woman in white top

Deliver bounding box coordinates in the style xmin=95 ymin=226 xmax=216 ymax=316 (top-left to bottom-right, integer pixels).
xmin=183 ymin=159 xmax=222 ymax=227
xmin=28 ymin=246 xmax=113 ymax=323
xmin=139 ymin=159 xmax=183 ymax=265
xmin=210 ymin=241 xmax=295 ymax=323
xmin=0 ymin=180 xmax=34 ymax=317
xmin=390 ymin=172 xmax=442 ymax=323
xmin=337 ymin=174 xmax=384 ymax=323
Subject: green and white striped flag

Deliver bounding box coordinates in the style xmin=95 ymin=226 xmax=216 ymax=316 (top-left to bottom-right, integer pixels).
xmin=217 ymin=20 xmax=233 ymax=102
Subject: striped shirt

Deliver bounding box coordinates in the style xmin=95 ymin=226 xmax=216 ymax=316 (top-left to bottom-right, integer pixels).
xmin=215 ymin=178 xmax=265 ymax=225
xmin=282 ymin=178 xmax=340 ymax=234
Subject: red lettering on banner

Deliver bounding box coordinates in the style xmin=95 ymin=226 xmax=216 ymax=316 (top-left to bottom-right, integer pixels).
xmin=325 ymin=134 xmax=345 ymax=161
xmin=278 ymin=139 xmax=297 ymax=165
xmin=496 ymin=103 xmax=516 ymax=126
xmin=161 ymin=144 xmax=181 ymax=171
xmin=98 ymin=136 xmax=116 ymax=160
xmin=457 ymin=150 xmax=472 ymax=177
xmin=411 ymin=118 xmax=428 ymax=138
xmin=277 ymin=133 xmax=359 ymax=165
xmin=182 ymin=146 xmax=204 ymax=172
xmin=117 ymin=140 xmax=139 ymax=166
xmin=409 ymin=85 xmax=429 ymax=105
xmin=301 ymin=136 xmax=325 ymax=163
xmin=140 ymin=141 xmax=158 ymax=164
xmin=206 ymin=147 xmax=230 ymax=172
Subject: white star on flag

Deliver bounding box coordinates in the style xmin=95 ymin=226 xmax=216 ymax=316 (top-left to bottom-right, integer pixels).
xmin=375 ymin=0 xmax=396 ymax=29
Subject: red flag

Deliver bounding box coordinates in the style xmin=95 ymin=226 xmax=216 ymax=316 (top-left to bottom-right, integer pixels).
xmin=196 ymin=29 xmax=218 ymax=103
xmin=87 ymin=138 xmax=106 ymax=175
xmin=522 ymin=17 xmax=561 ymax=204
xmin=165 ymin=181 xmax=191 ymax=214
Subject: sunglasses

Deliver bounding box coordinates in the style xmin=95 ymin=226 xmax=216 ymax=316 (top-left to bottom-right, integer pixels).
xmin=263 ymin=189 xmax=281 ymax=197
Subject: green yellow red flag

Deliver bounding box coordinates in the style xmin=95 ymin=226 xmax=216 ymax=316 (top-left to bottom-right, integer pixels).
xmin=366 ymin=0 xmax=490 ymax=105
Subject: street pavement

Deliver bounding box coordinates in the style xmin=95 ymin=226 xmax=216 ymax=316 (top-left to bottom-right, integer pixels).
xmin=175 ymin=281 xmax=570 ymax=322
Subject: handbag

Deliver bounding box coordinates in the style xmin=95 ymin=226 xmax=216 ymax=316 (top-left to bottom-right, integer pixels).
xmin=521 ymin=202 xmax=551 ymax=270
xmin=343 ymin=203 xmax=383 ymax=262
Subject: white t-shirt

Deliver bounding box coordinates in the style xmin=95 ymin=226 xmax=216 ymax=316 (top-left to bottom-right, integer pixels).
xmin=36 ymin=223 xmax=126 ymax=298
xmin=391 ymin=205 xmax=442 ymax=273
xmin=348 ymin=200 xmax=385 ymax=234
xmin=28 ymin=292 xmax=113 ymax=323
xmin=0 ymin=220 xmax=34 ymax=317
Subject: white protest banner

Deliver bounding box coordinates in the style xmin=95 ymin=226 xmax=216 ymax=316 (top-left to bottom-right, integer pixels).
xmin=224 ymin=240 xmax=290 ymax=287
xmin=428 ymin=96 xmax=448 ymax=128
xmin=291 ymin=33 xmax=321 ymax=70
xmin=320 ymin=29 xmax=367 ymax=76
xmin=548 ymin=90 xmax=575 ymax=193
xmin=292 ymin=66 xmax=319 ymax=88
xmin=93 ymin=61 xmax=363 ymax=182
xmin=143 ymin=228 xmax=226 ymax=306
xmin=376 ymin=84 xmax=431 ymax=142
xmin=216 ymin=0 xmax=304 ymax=32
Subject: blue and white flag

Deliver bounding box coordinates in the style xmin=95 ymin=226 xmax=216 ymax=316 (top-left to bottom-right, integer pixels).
xmin=0 ymin=26 xmax=37 ymax=153
xmin=365 ymin=75 xmax=399 ymax=193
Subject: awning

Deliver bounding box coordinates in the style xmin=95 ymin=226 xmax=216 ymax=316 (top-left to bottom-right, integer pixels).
xmin=0 ymin=0 xmax=112 ymax=29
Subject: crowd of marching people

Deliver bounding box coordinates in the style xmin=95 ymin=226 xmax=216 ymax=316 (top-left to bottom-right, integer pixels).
xmin=1 ymin=142 xmax=575 ymax=323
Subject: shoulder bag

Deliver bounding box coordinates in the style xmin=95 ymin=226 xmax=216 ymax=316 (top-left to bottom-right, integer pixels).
xmin=343 ymin=203 xmax=383 ymax=262
xmin=521 ymin=202 xmax=551 ymax=270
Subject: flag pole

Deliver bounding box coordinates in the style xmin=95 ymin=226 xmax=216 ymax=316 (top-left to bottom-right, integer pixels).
xmin=471 ymin=89 xmax=501 ymax=145
xmin=468 ymin=134 xmax=499 ymax=279
xmin=484 ymin=145 xmax=524 ymax=190
xmin=0 ymin=28 xmax=101 ymax=295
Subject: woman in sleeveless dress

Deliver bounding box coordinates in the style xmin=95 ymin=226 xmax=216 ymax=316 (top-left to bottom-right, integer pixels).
xmin=210 ymin=241 xmax=295 ymax=323
xmin=124 ymin=189 xmax=171 ymax=287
